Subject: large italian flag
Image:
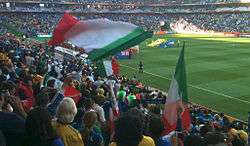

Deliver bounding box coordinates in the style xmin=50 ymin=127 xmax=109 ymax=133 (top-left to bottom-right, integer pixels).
xmin=49 ymin=13 xmax=152 ymax=61
xmin=163 ymin=44 xmax=191 ymax=135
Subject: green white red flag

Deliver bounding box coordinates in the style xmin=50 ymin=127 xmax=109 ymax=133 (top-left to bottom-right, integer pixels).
xmin=163 ymin=43 xmax=191 ymax=134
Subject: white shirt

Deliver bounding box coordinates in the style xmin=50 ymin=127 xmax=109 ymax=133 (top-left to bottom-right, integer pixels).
xmin=92 ymin=103 xmax=106 ymax=123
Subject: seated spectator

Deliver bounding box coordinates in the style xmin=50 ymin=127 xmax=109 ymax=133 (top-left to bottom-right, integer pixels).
xmin=18 ymin=75 xmax=33 ymax=100
xmin=52 ymin=97 xmax=84 ymax=146
xmin=0 ymin=91 xmax=26 ymax=146
xmin=227 ymin=128 xmax=246 ymax=146
xmin=204 ymin=132 xmax=227 ymax=146
xmin=25 ymin=107 xmax=64 ymax=146
xmin=81 ymin=111 xmax=103 ymax=146
xmin=48 ymin=66 xmax=58 ymax=79
xmin=46 ymin=79 xmax=58 ymax=100
xmin=32 ymin=74 xmax=43 ymax=96
xmin=237 ymin=130 xmax=248 ymax=145
xmin=34 ymin=90 xmax=50 ymax=108
xmin=92 ymin=97 xmax=106 ymax=124
xmin=94 ymin=88 xmax=107 ymax=105
xmin=110 ymin=114 xmax=155 ymax=146
xmin=183 ymin=135 xmax=206 ymax=146
xmin=148 ymin=115 xmax=171 ymax=146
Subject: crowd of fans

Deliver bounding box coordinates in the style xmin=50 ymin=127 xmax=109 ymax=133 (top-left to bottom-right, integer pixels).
xmin=0 ymin=1 xmax=249 ymax=146
xmin=170 ymin=13 xmax=250 ymax=33
xmin=0 ymin=0 xmax=186 ymax=5
xmin=0 ymin=12 xmax=249 ymax=37
xmin=1 ymin=2 xmax=250 ymax=13
xmin=0 ymin=32 xmax=249 ymax=146
xmin=4 ymin=0 xmax=248 ymax=4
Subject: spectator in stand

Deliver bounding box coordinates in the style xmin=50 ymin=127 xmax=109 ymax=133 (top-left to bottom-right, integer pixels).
xmin=0 ymin=33 xmax=249 ymax=146
xmin=183 ymin=135 xmax=206 ymax=146
xmin=48 ymin=66 xmax=58 ymax=79
xmin=52 ymin=97 xmax=84 ymax=146
xmin=204 ymin=132 xmax=227 ymax=146
xmin=81 ymin=111 xmax=103 ymax=146
xmin=45 ymin=79 xmax=58 ymax=101
xmin=34 ymin=90 xmax=50 ymax=108
xmin=0 ymin=91 xmax=26 ymax=146
xmin=110 ymin=113 xmax=155 ymax=146
xmin=148 ymin=115 xmax=171 ymax=146
xmin=227 ymin=128 xmax=246 ymax=146
xmin=25 ymin=107 xmax=64 ymax=146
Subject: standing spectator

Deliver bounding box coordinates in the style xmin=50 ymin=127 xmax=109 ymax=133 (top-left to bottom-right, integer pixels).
xmin=149 ymin=115 xmax=171 ymax=146
xmin=52 ymin=98 xmax=84 ymax=146
xmin=81 ymin=111 xmax=103 ymax=146
xmin=0 ymin=91 xmax=26 ymax=146
xmin=25 ymin=107 xmax=64 ymax=146
xmin=110 ymin=114 xmax=155 ymax=146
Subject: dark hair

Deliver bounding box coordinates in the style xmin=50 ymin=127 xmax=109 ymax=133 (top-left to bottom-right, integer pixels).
xmin=47 ymin=79 xmax=55 ymax=88
xmin=231 ymin=137 xmax=245 ymax=146
xmin=25 ymin=107 xmax=57 ymax=146
xmin=148 ymin=115 xmax=164 ymax=141
xmin=204 ymin=132 xmax=226 ymax=145
xmin=23 ymin=75 xmax=33 ymax=84
xmin=0 ymin=130 xmax=6 ymax=146
xmin=184 ymin=135 xmax=207 ymax=146
xmin=114 ymin=115 xmax=143 ymax=146
xmin=0 ymin=81 xmax=15 ymax=92
xmin=200 ymin=124 xmax=213 ymax=137
xmin=1 ymin=67 xmax=9 ymax=75
xmin=83 ymin=98 xmax=93 ymax=110
xmin=35 ymin=91 xmax=49 ymax=107
xmin=124 ymin=108 xmax=145 ymax=125
xmin=81 ymin=111 xmax=102 ymax=146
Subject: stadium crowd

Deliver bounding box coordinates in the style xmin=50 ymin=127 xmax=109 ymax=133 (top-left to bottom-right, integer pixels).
xmin=0 ymin=32 xmax=249 ymax=146
xmin=0 ymin=12 xmax=250 ymax=37
xmin=3 ymin=0 xmax=247 ymax=4
xmin=2 ymin=2 xmax=250 ymax=13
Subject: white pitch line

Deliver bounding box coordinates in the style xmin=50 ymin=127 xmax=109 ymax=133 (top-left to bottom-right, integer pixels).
xmin=120 ymin=64 xmax=250 ymax=104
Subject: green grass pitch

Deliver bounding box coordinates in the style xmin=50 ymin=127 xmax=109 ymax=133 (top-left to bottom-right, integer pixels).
xmin=119 ymin=34 xmax=250 ymax=121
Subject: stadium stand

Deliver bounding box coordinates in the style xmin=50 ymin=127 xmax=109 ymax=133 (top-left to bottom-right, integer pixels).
xmin=0 ymin=33 xmax=249 ymax=146
xmin=0 ymin=1 xmax=249 ymax=146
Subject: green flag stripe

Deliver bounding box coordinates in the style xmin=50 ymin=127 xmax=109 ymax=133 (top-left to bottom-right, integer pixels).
xmin=174 ymin=43 xmax=188 ymax=102
xmin=88 ymin=28 xmax=153 ymax=61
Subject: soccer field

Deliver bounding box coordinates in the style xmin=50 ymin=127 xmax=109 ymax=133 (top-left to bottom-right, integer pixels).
xmin=119 ymin=34 xmax=250 ymax=121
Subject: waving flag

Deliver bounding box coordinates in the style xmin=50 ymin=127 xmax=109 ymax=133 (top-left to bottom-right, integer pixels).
xmin=147 ymin=38 xmax=166 ymax=47
xmin=96 ymin=57 xmax=120 ymax=77
xmin=63 ymin=86 xmax=81 ymax=104
xmin=49 ymin=13 xmax=152 ymax=61
xmin=163 ymin=43 xmax=191 ymax=134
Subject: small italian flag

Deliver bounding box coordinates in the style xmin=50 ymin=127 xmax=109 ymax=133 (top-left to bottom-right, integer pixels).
xmin=96 ymin=57 xmax=120 ymax=77
xmin=163 ymin=43 xmax=191 ymax=134
xmin=49 ymin=13 xmax=152 ymax=61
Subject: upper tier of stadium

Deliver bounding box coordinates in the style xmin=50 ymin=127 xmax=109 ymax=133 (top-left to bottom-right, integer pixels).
xmin=1 ymin=1 xmax=250 ymax=13
xmin=0 ymin=0 xmax=250 ymax=36
xmin=2 ymin=0 xmax=250 ymax=4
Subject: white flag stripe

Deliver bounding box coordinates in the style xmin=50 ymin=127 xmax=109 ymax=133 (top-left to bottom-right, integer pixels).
xmin=103 ymin=60 xmax=113 ymax=77
xmin=66 ymin=19 xmax=138 ymax=53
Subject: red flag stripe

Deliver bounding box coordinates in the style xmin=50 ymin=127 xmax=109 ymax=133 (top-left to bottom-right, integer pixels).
xmin=162 ymin=105 xmax=191 ymax=135
xmin=48 ymin=12 xmax=79 ymax=46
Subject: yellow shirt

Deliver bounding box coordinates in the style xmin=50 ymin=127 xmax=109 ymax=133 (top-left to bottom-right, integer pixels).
xmin=109 ymin=135 xmax=155 ymax=146
xmin=52 ymin=121 xmax=84 ymax=146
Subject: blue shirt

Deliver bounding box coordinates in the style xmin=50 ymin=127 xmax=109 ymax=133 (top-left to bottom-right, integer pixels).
xmin=52 ymin=138 xmax=64 ymax=146
xmin=84 ymin=128 xmax=103 ymax=146
xmin=156 ymin=137 xmax=171 ymax=146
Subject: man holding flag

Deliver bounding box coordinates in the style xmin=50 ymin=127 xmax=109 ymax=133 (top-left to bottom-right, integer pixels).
xmin=163 ymin=43 xmax=191 ymax=135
